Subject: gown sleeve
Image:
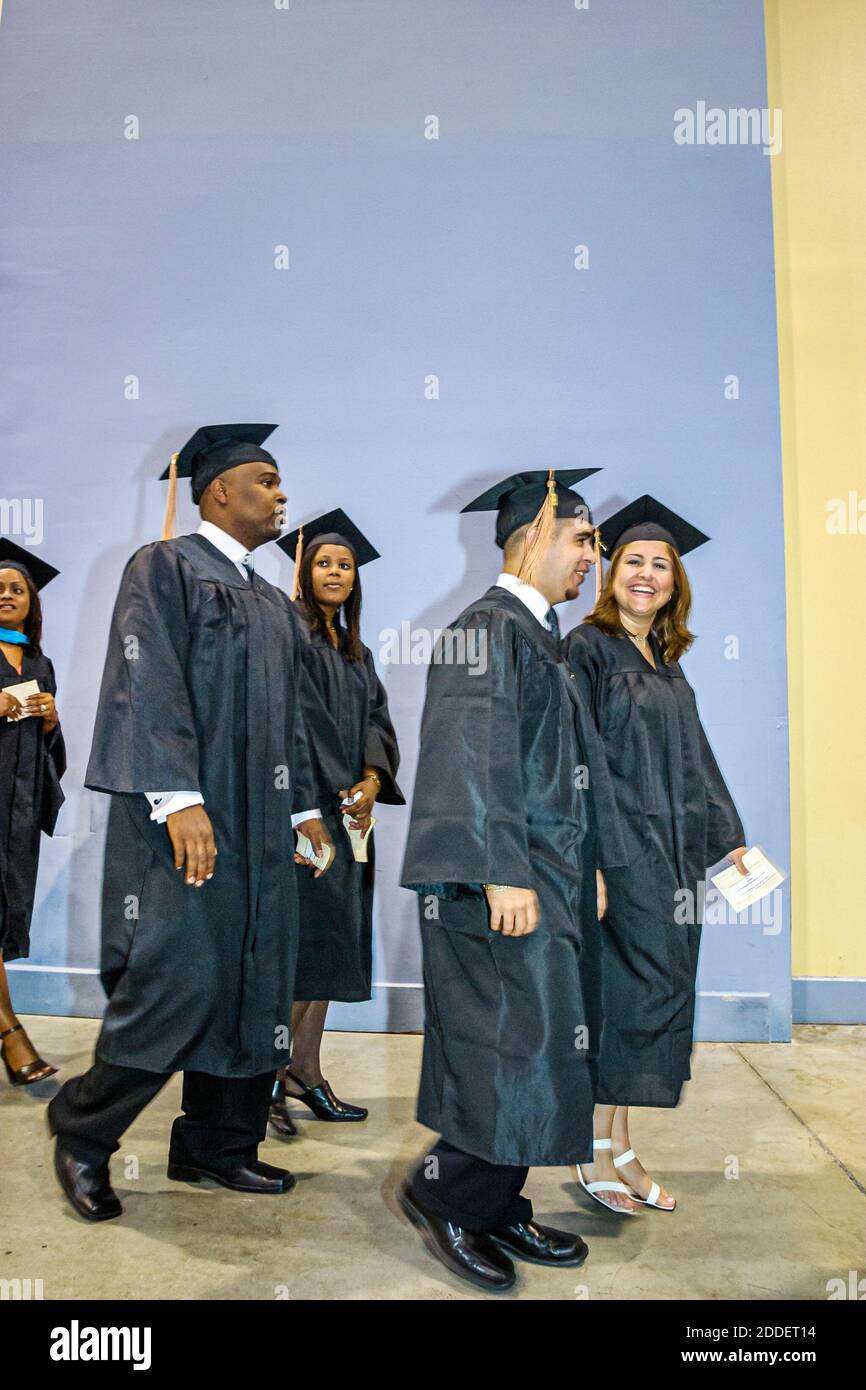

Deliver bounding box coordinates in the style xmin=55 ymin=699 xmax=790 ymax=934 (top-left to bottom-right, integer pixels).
xmin=84 ymin=543 xmax=202 ymax=795
xmin=39 ymin=657 xmax=66 ymax=834
xmin=562 ymin=628 xmax=629 ymax=871
xmin=290 ymin=651 xmax=322 ymax=818
xmin=698 ymin=721 xmax=745 ymax=863
xmin=362 ymin=648 xmax=404 ymax=806
xmin=401 ymin=608 xmax=533 ymax=896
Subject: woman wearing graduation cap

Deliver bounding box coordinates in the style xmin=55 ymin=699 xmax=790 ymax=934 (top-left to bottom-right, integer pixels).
xmin=0 ymin=539 xmax=66 ymax=1086
xmin=563 ymin=496 xmax=747 ymax=1214
xmin=268 ymin=510 xmax=403 ymax=1131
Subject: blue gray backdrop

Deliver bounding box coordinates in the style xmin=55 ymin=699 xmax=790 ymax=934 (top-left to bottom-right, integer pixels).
xmin=1 ymin=0 xmax=789 ymax=1040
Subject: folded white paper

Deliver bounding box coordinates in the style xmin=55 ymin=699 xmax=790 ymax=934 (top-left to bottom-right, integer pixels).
xmin=343 ymin=815 xmax=375 ymax=863
xmin=295 ymin=831 xmax=335 ymax=873
xmin=710 ymin=846 xmax=786 ymax=913
xmin=2 ymin=679 xmax=41 ymax=720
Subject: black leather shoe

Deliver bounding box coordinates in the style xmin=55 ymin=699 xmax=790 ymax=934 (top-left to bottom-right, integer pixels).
xmin=489 ymin=1220 xmax=588 ymax=1267
xmin=166 ymin=1157 xmax=296 ymax=1194
xmin=53 ymin=1140 xmax=122 ymax=1222
xmin=398 ymin=1182 xmax=516 ymax=1292
xmin=285 ymin=1069 xmax=367 ymax=1122
xmin=268 ymin=1100 xmax=298 ymax=1137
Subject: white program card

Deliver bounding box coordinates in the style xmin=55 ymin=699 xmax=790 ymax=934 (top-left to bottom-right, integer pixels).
xmin=2 ymin=678 xmax=41 ymax=719
xmin=711 ymin=846 xmax=786 ymax=913
xmin=295 ymin=831 xmax=335 ymax=873
xmin=343 ymin=815 xmax=376 ymax=863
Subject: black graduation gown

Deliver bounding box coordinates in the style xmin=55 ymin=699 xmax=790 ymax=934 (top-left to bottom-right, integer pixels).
xmin=0 ymin=648 xmax=66 ymax=960
xmin=84 ymin=534 xmax=319 ymax=1077
xmin=401 ymin=587 xmax=627 ymax=1168
xmin=563 ymin=623 xmax=745 ymax=1107
xmin=292 ymin=606 xmax=403 ymax=1002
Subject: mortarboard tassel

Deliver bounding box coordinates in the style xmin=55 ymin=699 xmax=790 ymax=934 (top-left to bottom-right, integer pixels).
xmin=518 ymin=469 xmax=558 ymax=586
xmin=289 ymin=524 xmax=304 ymax=601
xmin=161 ymin=453 xmax=179 ymax=541
xmin=594 ymin=525 xmax=605 ymax=602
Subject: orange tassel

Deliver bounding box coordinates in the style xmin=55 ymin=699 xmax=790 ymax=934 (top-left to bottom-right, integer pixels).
xmin=594 ymin=526 xmax=604 ymax=602
xmin=161 ymin=454 xmax=179 ymax=540
xmin=290 ymin=524 xmax=304 ymax=601
xmin=518 ymin=470 xmax=558 ymax=585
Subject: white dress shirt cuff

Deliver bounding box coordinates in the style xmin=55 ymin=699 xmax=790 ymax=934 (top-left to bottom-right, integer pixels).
xmin=146 ymin=791 xmax=204 ymax=824
xmin=291 ymin=809 xmax=321 ymax=828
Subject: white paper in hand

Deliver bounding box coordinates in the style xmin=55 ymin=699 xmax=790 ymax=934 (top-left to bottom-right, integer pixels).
xmin=711 ymin=846 xmax=786 ymax=913
xmin=343 ymin=815 xmax=375 ymax=863
xmin=2 ymin=679 xmax=41 ymax=720
xmin=295 ymin=831 xmax=335 ymax=873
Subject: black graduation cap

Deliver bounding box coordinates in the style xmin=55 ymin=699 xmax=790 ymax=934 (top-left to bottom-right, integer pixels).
xmin=161 ymin=423 xmax=279 ymax=505
xmin=0 ymin=537 xmax=59 ymax=591
xmin=462 ymin=469 xmax=600 ymax=548
xmin=278 ymin=508 xmax=380 ymax=570
xmin=598 ymin=495 xmax=710 ymax=558
xmin=278 ymin=508 xmax=379 ymax=599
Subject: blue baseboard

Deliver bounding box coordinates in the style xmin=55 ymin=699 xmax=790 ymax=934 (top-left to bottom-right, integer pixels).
xmin=10 ymin=967 xmax=864 ymax=1032
xmin=6 ymin=965 xmax=425 ymax=1033
xmin=792 ymin=977 xmax=866 ymax=1024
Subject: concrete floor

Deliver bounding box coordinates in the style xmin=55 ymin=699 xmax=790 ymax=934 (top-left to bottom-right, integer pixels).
xmin=2 ymin=1017 xmax=864 ymax=1301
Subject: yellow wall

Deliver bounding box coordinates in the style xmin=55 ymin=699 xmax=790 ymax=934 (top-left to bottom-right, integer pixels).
xmin=765 ymin=0 xmax=866 ymax=976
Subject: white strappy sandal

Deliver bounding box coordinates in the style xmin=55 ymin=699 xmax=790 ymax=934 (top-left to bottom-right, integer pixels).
xmin=575 ymin=1138 xmax=640 ymax=1215
xmin=612 ymin=1147 xmax=677 ymax=1212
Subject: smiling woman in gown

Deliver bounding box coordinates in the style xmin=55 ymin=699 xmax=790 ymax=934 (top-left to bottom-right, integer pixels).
xmin=269 ymin=509 xmax=403 ymax=1132
xmin=0 ymin=540 xmax=65 ymax=1087
xmin=563 ymin=496 xmax=747 ymax=1215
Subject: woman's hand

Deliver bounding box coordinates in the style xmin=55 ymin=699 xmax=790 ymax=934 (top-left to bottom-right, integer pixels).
xmin=338 ymin=772 xmax=380 ymax=833
xmin=728 ymin=846 xmax=749 ymax=877
xmin=484 ymin=886 xmax=540 ymax=937
xmin=596 ymin=869 xmax=608 ymax=920
xmin=25 ymin=691 xmax=58 ymax=730
xmin=0 ymin=691 xmax=22 ymax=720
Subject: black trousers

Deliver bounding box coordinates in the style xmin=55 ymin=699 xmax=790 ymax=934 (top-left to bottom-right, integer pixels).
xmin=409 ymin=1138 xmax=532 ymax=1232
xmin=48 ymin=1059 xmax=275 ymax=1171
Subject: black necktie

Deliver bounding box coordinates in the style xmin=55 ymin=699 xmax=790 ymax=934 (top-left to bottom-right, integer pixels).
xmin=544 ymin=607 xmax=561 ymax=641
xmin=242 ymin=554 xmax=254 ymax=582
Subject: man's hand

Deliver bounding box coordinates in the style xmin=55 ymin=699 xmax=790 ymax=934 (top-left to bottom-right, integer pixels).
xmin=294 ymin=817 xmax=335 ymax=878
xmin=166 ymin=804 xmax=217 ymax=887
xmin=484 ymin=886 xmax=540 ymax=937
xmin=596 ymin=869 xmax=607 ymax=920
xmin=728 ymin=846 xmax=749 ymax=877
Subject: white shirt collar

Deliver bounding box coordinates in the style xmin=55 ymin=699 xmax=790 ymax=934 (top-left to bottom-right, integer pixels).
xmin=495 ymin=571 xmax=552 ymax=627
xmin=197 ymin=520 xmax=253 ymax=579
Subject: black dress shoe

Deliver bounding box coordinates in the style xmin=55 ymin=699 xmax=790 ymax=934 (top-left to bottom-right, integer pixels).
xmin=53 ymin=1141 xmax=122 ymax=1222
xmin=398 ymin=1182 xmax=516 ymax=1292
xmin=285 ymin=1069 xmax=367 ymax=1122
xmin=268 ymin=1100 xmax=298 ymax=1137
xmin=166 ymin=1157 xmax=296 ymax=1194
xmin=489 ymin=1220 xmax=588 ymax=1267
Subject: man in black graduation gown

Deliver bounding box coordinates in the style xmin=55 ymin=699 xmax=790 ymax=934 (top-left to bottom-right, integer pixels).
xmin=399 ymin=470 xmax=628 ymax=1292
xmin=48 ymin=424 xmax=332 ymax=1222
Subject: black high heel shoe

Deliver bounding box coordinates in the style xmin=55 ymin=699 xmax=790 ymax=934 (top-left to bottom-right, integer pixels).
xmin=284 ymin=1067 xmax=368 ymax=1122
xmin=1 ymin=1024 xmax=58 ymax=1086
xmin=268 ymin=1075 xmax=297 ymax=1137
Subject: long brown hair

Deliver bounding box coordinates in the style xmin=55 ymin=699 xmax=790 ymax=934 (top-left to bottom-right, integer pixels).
xmin=584 ymin=542 xmax=695 ymax=663
xmin=294 ymin=541 xmax=364 ymax=662
xmin=0 ymin=567 xmax=43 ymax=655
